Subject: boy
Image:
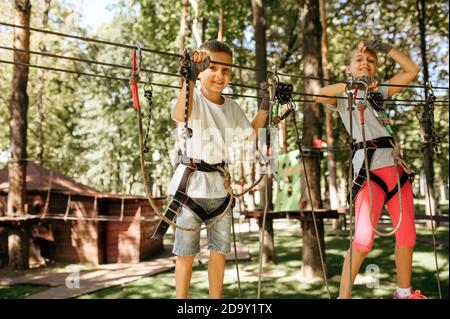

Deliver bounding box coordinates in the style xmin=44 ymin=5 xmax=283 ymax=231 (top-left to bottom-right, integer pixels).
xmin=168 ymin=40 xmax=268 ymax=298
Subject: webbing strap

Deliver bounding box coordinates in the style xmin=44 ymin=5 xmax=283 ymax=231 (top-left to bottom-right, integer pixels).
xmin=385 ymin=171 xmax=411 ymax=203
xmin=151 ymin=164 xmax=233 ymax=239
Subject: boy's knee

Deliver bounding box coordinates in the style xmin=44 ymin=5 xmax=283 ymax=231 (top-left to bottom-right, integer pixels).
xmin=176 ymin=255 xmax=196 ymax=264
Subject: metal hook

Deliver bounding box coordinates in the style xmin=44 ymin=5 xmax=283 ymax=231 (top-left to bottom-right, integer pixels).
xmin=355 ymin=79 xmax=370 ymax=106
xmin=266 ymin=64 xmax=280 ymax=86
xmin=144 ymin=75 xmax=153 ymax=92
xmin=425 ymin=81 xmax=434 ymax=93
xmin=345 ymin=75 xmax=357 ymax=95
xmin=135 ymin=44 xmax=143 ymax=74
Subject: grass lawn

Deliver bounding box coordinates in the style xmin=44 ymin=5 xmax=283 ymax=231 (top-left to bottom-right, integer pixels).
xmin=79 ymin=219 xmax=449 ymax=299
xmin=0 ymin=284 xmax=48 ymax=299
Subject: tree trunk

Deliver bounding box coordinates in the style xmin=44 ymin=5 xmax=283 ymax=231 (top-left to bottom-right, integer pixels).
xmin=252 ymin=0 xmax=275 ymax=264
xmin=300 ymin=217 xmax=325 ymax=278
xmin=7 ymin=0 xmax=31 ymax=270
xmin=300 ymin=0 xmax=325 ymax=278
xmin=201 ymin=16 xmax=208 ymax=42
xmin=257 ymin=216 xmax=275 ymax=264
xmin=179 ymin=0 xmax=189 ymax=55
xmin=251 ymin=0 xmax=267 ymax=86
xmin=36 ymin=0 xmax=51 ymax=164
xmin=319 ymin=0 xmax=338 ymax=211
xmin=217 ymin=7 xmax=224 ymax=41
xmin=190 ymin=0 xmax=202 ymax=47
xmin=8 ymin=226 xmax=29 ymax=270
xmin=417 ymin=0 xmax=437 ymax=223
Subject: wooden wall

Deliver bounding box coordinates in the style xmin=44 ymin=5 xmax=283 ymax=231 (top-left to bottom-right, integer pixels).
xmin=0 ymin=192 xmax=164 ymax=266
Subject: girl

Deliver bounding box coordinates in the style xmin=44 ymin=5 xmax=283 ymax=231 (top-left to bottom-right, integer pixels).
xmin=314 ymin=40 xmax=426 ymax=299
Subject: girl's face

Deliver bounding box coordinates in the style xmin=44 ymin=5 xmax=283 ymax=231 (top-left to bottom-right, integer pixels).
xmin=346 ymin=51 xmax=378 ymax=78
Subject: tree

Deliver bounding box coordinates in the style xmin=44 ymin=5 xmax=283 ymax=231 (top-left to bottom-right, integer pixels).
xmin=299 ymin=0 xmax=325 ymax=279
xmin=35 ymin=0 xmax=51 ymax=164
xmin=252 ymin=0 xmax=276 ymax=265
xmin=319 ymin=0 xmax=338 ymax=212
xmin=7 ymin=0 xmax=31 ymax=270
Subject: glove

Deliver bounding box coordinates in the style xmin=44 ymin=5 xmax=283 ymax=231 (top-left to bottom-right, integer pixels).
xmin=179 ymin=49 xmax=210 ymax=81
xmin=259 ymin=81 xmax=270 ymax=111
xmin=363 ymin=40 xmax=392 ymax=54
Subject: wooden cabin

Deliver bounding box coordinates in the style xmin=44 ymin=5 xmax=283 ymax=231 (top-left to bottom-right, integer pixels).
xmin=0 ymin=162 xmax=165 ymax=266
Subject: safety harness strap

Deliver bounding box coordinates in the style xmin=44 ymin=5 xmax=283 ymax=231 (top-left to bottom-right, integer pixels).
xmin=152 ymin=158 xmax=233 ymax=239
xmin=348 ymin=137 xmax=413 ymax=205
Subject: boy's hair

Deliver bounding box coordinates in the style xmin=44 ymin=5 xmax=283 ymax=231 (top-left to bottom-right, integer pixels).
xmin=199 ymin=40 xmax=233 ymax=59
xmin=345 ymin=46 xmax=377 ymax=66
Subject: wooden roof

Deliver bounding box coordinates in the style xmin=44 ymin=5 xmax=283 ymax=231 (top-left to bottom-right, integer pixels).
xmin=0 ymin=162 xmax=166 ymax=200
xmin=0 ymin=161 xmax=99 ymax=196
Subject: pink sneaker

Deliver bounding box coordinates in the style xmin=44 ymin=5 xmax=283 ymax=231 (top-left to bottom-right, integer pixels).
xmin=393 ymin=289 xmax=428 ymax=299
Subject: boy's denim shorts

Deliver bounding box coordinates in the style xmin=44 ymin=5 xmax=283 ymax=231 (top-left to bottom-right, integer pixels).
xmin=172 ymin=197 xmax=232 ymax=256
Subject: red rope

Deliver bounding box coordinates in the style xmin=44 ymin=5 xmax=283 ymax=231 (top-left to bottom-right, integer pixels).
xmin=130 ymin=49 xmax=141 ymax=110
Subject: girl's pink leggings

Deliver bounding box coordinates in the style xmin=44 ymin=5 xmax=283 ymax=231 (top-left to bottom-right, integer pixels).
xmin=352 ymin=165 xmax=416 ymax=252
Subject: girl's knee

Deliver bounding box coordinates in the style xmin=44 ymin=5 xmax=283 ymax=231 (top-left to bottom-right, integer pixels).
xmin=352 ymin=241 xmax=373 ymax=255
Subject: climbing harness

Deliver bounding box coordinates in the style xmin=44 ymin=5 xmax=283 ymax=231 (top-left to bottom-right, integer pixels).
xmin=132 ymin=47 xmax=264 ymax=236
xmin=348 ymin=78 xmax=407 ymax=237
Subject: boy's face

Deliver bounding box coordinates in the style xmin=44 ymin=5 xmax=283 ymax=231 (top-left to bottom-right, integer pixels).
xmin=346 ymin=50 xmax=377 ymax=78
xmin=199 ymin=50 xmax=232 ymax=94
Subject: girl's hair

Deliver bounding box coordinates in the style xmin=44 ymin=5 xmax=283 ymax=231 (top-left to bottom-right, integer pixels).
xmin=345 ymin=45 xmax=377 ymax=66
xmin=199 ymin=40 xmax=233 ymax=59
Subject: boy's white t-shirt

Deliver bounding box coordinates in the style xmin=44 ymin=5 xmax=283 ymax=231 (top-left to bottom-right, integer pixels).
xmin=167 ymin=87 xmax=253 ymax=198
xmin=331 ymin=82 xmax=394 ymax=174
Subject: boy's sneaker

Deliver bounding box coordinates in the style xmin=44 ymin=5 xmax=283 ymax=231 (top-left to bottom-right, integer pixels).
xmin=393 ymin=289 xmax=428 ymax=299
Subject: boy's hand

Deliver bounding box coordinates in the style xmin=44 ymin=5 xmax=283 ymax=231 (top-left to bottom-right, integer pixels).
xmin=179 ymin=49 xmax=210 ymax=81
xmin=259 ymin=81 xmax=270 ymax=111
xmin=363 ymin=40 xmax=392 ymax=54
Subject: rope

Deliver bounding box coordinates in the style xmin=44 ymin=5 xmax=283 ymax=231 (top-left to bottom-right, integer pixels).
xmin=231 ymin=213 xmax=242 ymax=298
xmin=424 ymin=176 xmax=443 ymax=299
xmin=1 ymin=22 xmax=449 ymax=90
xmin=257 ymin=174 xmax=270 ymax=299
xmin=63 ymin=194 xmax=71 ymax=222
xmin=290 ymin=110 xmax=331 ymax=299
xmin=41 ymin=171 xmax=53 ymax=219
xmin=1 ymin=58 xmax=448 ymax=106
xmin=421 ymin=82 xmax=443 ymax=298
xmin=354 ymin=81 xmax=404 ymax=237
xmin=344 ymin=81 xmax=356 ymax=299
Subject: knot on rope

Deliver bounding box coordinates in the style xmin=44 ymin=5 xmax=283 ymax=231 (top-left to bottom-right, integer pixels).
xmin=390 ymin=140 xmax=411 ymax=174
xmin=129 ymin=74 xmax=140 ymax=86
xmin=217 ymin=166 xmax=234 ymax=196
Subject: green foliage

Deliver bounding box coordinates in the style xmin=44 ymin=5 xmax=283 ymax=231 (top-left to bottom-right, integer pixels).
xmin=0 ymin=0 xmax=447 ymax=198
